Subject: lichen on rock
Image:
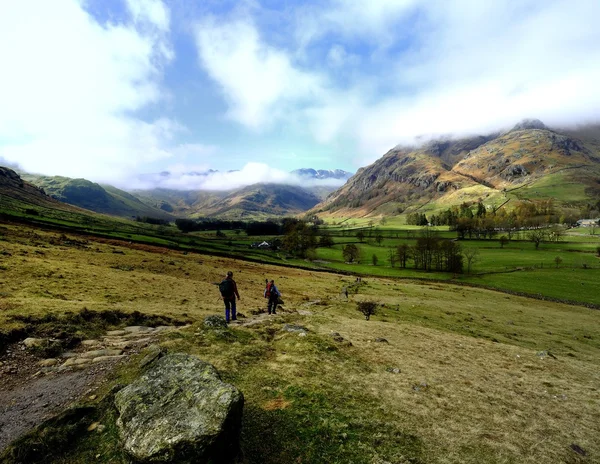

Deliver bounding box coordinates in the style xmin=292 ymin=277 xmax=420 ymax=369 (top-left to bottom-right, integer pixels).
xmin=114 ymin=353 xmax=244 ymax=463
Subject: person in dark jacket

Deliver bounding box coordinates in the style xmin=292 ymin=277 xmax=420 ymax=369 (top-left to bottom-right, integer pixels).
xmin=264 ymin=279 xmax=280 ymax=315
xmin=221 ymin=271 xmax=240 ymax=322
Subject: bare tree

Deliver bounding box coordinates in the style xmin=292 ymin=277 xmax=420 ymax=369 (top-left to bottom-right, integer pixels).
xmin=463 ymin=248 xmax=479 ymax=274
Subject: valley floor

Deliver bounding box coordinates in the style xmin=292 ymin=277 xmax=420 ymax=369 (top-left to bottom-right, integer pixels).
xmin=0 ymin=223 xmax=599 ymax=463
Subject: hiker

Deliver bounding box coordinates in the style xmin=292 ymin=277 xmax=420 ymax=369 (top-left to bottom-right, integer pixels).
xmin=219 ymin=271 xmax=240 ymax=323
xmin=264 ymin=279 xmax=280 ymax=315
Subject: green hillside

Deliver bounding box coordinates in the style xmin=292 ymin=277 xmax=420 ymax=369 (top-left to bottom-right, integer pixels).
xmin=21 ymin=174 xmax=173 ymax=220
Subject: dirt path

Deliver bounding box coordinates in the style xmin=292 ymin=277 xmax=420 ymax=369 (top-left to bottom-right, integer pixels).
xmin=0 ymin=325 xmax=181 ymax=452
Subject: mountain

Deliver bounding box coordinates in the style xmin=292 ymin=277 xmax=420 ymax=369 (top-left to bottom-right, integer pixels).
xmin=314 ymin=120 xmax=600 ymax=217
xmin=0 ymin=167 xmax=88 ymax=216
xmin=134 ymin=183 xmax=321 ymax=219
xmin=291 ymin=168 xmax=353 ymax=180
xmin=20 ymin=174 xmax=174 ymax=220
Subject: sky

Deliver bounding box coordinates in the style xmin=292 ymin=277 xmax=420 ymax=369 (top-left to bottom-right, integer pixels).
xmin=1 ymin=0 xmax=600 ymax=190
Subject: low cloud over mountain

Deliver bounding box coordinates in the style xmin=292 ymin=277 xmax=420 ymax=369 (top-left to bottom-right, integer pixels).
xmin=130 ymin=163 xmax=352 ymax=191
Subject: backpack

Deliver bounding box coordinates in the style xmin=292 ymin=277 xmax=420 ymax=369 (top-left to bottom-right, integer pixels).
xmin=265 ymin=282 xmax=273 ymax=298
xmin=219 ymin=279 xmax=234 ymax=297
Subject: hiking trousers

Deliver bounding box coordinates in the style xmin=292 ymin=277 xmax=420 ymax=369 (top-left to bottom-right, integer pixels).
xmin=267 ymin=295 xmax=278 ymax=314
xmin=224 ymin=297 xmax=237 ymax=322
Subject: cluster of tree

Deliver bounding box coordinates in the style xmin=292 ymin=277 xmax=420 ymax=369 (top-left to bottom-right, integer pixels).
xmin=405 ymin=212 xmax=429 ymax=226
xmin=281 ymin=220 xmax=317 ymax=258
xmin=135 ymin=216 xmax=170 ymax=226
xmin=402 ymin=229 xmax=463 ymax=272
xmin=175 ymin=218 xmax=246 ymax=233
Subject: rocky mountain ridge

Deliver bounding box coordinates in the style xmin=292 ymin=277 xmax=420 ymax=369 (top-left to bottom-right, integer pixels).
xmin=315 ymin=120 xmax=600 ymax=217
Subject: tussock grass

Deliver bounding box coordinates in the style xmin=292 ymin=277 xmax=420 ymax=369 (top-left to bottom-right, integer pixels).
xmin=1 ymin=223 xmax=599 ymax=463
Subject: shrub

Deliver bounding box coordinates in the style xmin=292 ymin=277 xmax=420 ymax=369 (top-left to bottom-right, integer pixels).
xmin=356 ymin=301 xmax=377 ymax=321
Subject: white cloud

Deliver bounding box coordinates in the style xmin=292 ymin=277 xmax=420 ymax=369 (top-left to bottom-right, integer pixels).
xmin=0 ymin=0 xmax=179 ymax=182
xmin=126 ymin=0 xmax=170 ymax=32
xmin=130 ymin=162 xmax=349 ymax=191
xmin=194 ymin=16 xmax=326 ymax=130
xmin=291 ymin=0 xmax=600 ymax=165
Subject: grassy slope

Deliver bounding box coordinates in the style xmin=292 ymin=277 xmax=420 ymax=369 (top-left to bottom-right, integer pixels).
xmin=1 ymin=223 xmax=599 ymax=463
xmin=20 ymin=174 xmax=173 ymax=220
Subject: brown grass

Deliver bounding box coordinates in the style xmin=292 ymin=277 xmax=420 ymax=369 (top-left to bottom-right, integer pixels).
xmin=1 ymin=223 xmax=599 ymax=463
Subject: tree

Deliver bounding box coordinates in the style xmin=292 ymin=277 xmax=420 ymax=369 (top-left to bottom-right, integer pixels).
xmin=343 ymin=244 xmax=360 ymax=263
xmin=375 ymin=233 xmax=384 ymax=246
xmin=356 ymin=230 xmax=365 ymax=242
xmin=356 ymin=301 xmax=377 ymax=320
xmin=388 ymin=248 xmax=397 ymax=267
xmin=396 ymin=244 xmax=410 ymax=268
xmin=380 ymin=217 xmax=387 ymax=225
xmin=463 ymin=248 xmax=479 ymax=274
xmin=499 ymin=236 xmax=508 ymax=248
xmin=372 ymin=254 xmax=378 ymax=266
xmin=318 ymin=232 xmax=334 ymax=248
xmin=527 ymin=229 xmax=547 ymax=249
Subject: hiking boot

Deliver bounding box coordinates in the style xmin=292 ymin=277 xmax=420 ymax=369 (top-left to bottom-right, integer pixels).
xmin=231 ymin=317 xmax=237 ymax=321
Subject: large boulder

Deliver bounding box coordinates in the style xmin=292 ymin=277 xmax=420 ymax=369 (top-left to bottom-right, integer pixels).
xmin=114 ymin=354 xmax=244 ymax=463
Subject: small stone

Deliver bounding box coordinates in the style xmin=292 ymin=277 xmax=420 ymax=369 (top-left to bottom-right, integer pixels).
xmin=89 ymin=395 xmax=97 ymax=400
xmin=386 ymin=367 xmax=401 ymax=374
xmin=92 ymin=355 xmax=127 ymax=363
xmin=106 ymin=330 xmax=128 ymax=336
xmin=374 ymin=338 xmax=389 ymax=343
xmin=283 ymin=324 xmax=308 ymax=334
xmin=38 ymin=358 xmax=59 ymax=367
xmin=124 ymin=326 xmax=153 ymax=333
xmin=81 ymin=340 xmax=101 ymax=346
xmin=96 ymin=424 xmax=106 ymax=433
xmin=139 ymin=344 xmax=164 ymax=369
xmin=81 ymin=349 xmax=123 ymax=359
xmin=23 ymin=337 xmax=45 ymax=348
xmin=87 ymin=422 xmax=99 ymax=431
xmin=298 ymin=333 xmax=307 ymax=337
xmin=61 ymin=358 xmax=91 ymax=368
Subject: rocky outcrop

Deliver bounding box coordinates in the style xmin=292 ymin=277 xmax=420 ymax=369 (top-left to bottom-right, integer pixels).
xmin=114 ymin=353 xmax=244 ymax=463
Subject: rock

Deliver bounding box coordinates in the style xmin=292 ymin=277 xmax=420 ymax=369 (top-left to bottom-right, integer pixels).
xmin=297 ymin=310 xmax=313 ymax=316
xmin=38 ymin=358 xmax=59 ymax=367
xmin=386 ymin=367 xmax=401 ymax=374
xmin=570 ymin=443 xmax=587 ymax=456
xmin=203 ymin=315 xmax=228 ymax=330
xmin=114 ymin=354 xmax=244 ymax=463
xmin=23 ymin=337 xmax=45 ymax=348
xmin=282 ymin=324 xmax=308 ymax=334
xmin=61 ymin=358 xmax=91 ymax=368
xmin=374 ymin=338 xmax=389 ymax=343
xmin=92 ymin=355 xmax=127 ymax=363
xmin=111 ymin=337 xmax=153 ymax=349
xmin=87 ymin=422 xmax=100 ymax=431
xmin=106 ymin=330 xmax=128 ymax=336
xmin=81 ymin=339 xmax=101 ymax=346
xmin=81 ymin=349 xmax=123 ymax=359
xmin=139 ymin=344 xmax=164 ymax=369
xmin=124 ymin=326 xmax=154 ymax=333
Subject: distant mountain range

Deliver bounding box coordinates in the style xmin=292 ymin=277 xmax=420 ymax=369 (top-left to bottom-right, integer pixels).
xmin=4 ymin=121 xmax=599 ymax=222
xmin=313 ymin=119 xmax=600 ymax=217
xmin=10 ymin=168 xmax=352 ymax=219
xmin=291 ymin=169 xmax=353 ymax=180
